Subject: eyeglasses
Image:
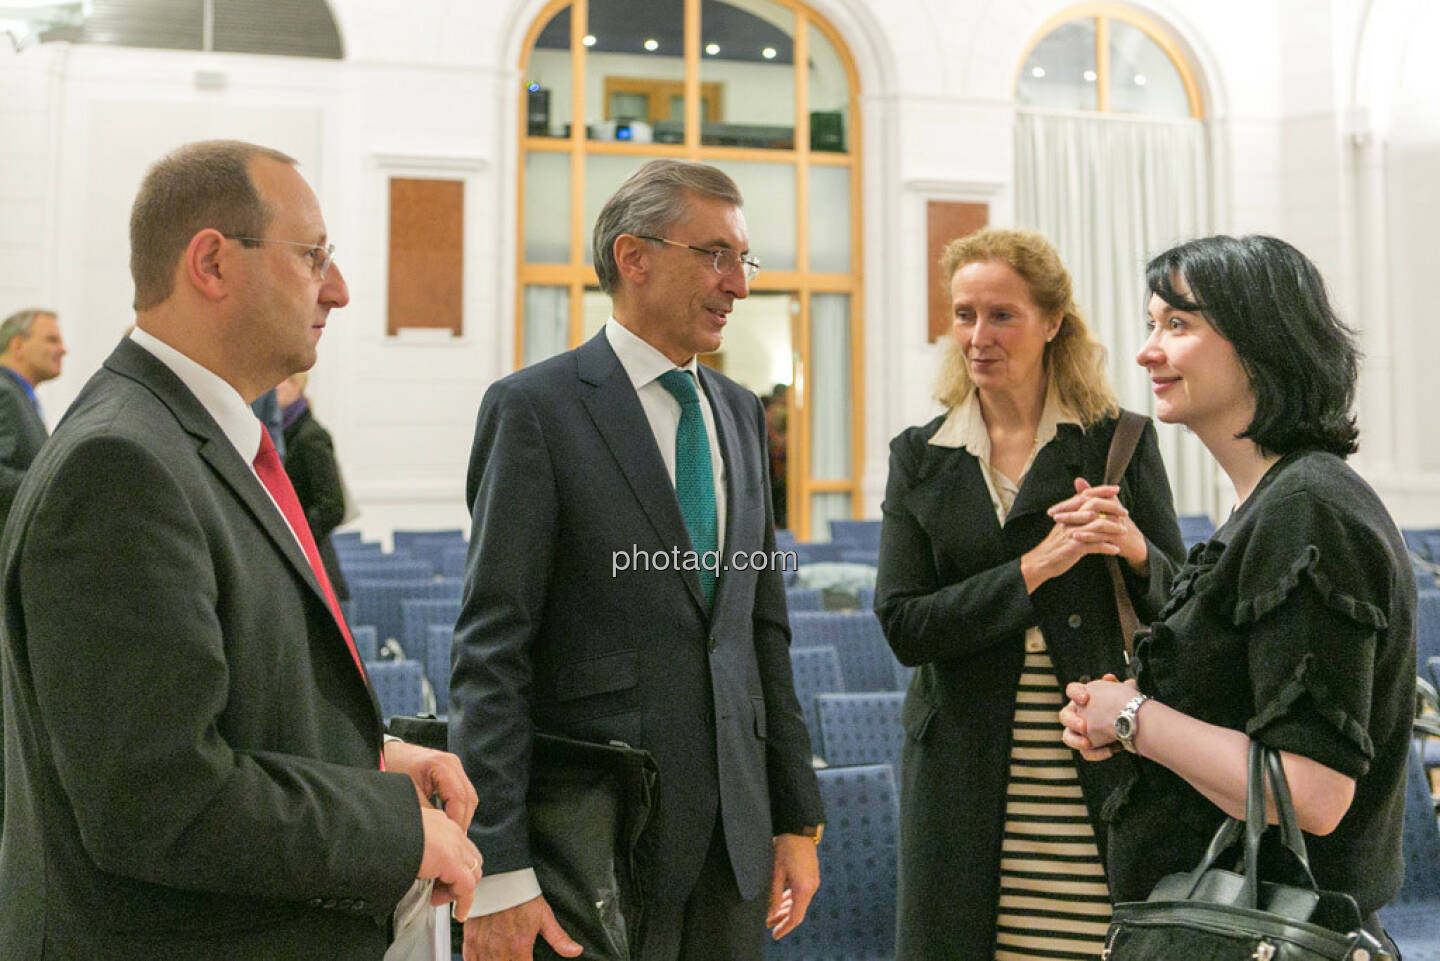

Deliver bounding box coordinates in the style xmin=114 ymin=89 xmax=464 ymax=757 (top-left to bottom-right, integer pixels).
xmin=636 ymin=235 xmax=760 ymax=282
xmin=224 ymin=236 xmax=336 ymax=279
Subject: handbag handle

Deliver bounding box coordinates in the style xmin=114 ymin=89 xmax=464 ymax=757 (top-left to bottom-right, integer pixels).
xmin=1103 ymin=411 xmax=1147 ymax=664
xmin=1180 ymin=741 xmax=1319 ymax=906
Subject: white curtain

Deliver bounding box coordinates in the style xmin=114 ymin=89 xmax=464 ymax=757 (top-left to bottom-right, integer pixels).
xmin=522 ymin=286 xmax=569 ymax=367
xmin=1016 ymin=110 xmax=1220 ymax=518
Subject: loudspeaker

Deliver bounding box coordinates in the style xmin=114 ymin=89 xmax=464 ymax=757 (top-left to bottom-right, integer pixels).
xmin=810 ymin=110 xmax=845 ymax=152
xmin=527 ymin=88 xmax=551 ymax=136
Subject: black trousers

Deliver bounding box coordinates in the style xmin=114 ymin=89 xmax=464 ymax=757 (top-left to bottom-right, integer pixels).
xmin=639 ymin=819 xmax=770 ymax=961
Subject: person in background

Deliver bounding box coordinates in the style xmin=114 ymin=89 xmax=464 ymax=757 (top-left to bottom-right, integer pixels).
xmin=277 ymin=371 xmax=350 ymax=601
xmin=1061 ymin=235 xmax=1414 ymax=957
xmin=876 ymin=228 xmax=1184 ymax=960
xmin=0 ymin=307 xmax=64 ymax=532
xmin=0 ymin=139 xmax=482 ymax=960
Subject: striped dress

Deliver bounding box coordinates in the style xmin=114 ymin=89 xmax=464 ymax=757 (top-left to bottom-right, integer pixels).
xmin=988 ymin=466 xmax=1112 ymax=961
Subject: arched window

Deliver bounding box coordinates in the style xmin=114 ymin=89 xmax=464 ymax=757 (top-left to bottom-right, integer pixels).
xmin=1013 ymin=6 xmax=1219 ymax=518
xmin=517 ymin=0 xmax=863 ymax=539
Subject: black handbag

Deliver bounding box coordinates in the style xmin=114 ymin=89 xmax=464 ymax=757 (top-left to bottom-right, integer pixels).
xmin=387 ymin=716 xmax=660 ymax=961
xmin=1102 ymin=741 xmax=1390 ymax=961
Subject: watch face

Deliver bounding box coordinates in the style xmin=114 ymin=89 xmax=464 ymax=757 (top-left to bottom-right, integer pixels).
xmin=1115 ymin=714 xmax=1134 ymax=739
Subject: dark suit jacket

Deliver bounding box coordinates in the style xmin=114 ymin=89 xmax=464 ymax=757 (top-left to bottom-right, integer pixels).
xmin=0 ymin=367 xmax=48 ymax=534
xmin=451 ymin=330 xmax=823 ymax=906
xmin=0 ymin=339 xmax=422 ymax=960
xmin=876 ymin=412 xmax=1185 ymax=961
xmin=283 ymin=405 xmax=350 ymax=601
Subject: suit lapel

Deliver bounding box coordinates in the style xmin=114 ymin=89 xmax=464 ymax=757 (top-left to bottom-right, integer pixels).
xmin=1006 ymin=424 xmax=1087 ymax=526
xmin=701 ymin=366 xmax=743 ymax=616
xmin=576 ymin=334 xmax=707 ymax=613
xmin=103 ymin=341 xmax=329 ymax=612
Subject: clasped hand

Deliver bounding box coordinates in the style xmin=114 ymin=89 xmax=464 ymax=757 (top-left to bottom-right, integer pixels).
xmin=1059 ymin=674 xmax=1137 ymax=761
xmin=1022 ymin=478 xmax=1147 ymax=591
xmin=384 ymin=740 xmax=484 ymax=921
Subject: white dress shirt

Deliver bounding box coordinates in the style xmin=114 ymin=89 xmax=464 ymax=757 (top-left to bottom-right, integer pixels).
xmin=468 ymin=317 xmax=732 ymax=918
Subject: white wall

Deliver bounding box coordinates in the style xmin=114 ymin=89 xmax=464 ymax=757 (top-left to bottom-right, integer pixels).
xmin=4 ymin=0 xmax=1437 ymax=538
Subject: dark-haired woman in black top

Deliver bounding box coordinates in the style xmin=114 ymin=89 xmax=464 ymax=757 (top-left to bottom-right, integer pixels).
xmin=1059 ymin=235 xmax=1415 ymax=954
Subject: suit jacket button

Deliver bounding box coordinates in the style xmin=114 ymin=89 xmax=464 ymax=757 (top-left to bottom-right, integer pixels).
xmin=708 ymin=634 xmax=718 ymax=652
xmin=353 ymin=899 xmax=367 ymax=911
xmin=1067 ymin=613 xmax=1083 ymax=629
xmin=307 ymin=898 xmax=323 ymax=909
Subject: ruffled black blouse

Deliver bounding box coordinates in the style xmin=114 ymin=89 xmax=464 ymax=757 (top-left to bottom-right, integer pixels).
xmin=1105 ymin=450 xmax=1417 ymax=916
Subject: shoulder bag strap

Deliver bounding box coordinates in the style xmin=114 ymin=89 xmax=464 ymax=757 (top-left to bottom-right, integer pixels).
xmin=1104 ymin=410 xmax=1149 ymax=665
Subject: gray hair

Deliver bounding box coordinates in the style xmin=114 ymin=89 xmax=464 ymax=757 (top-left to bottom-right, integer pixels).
xmin=0 ymin=308 xmax=55 ymax=352
xmin=591 ymin=159 xmax=744 ymax=294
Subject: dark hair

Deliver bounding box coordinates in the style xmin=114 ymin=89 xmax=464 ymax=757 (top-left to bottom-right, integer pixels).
xmin=129 ymin=139 xmax=297 ymax=310
xmin=1146 ymin=234 xmax=1359 ymax=457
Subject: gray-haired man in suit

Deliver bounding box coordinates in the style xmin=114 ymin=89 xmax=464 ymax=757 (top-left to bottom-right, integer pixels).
xmin=453 ymin=159 xmax=824 ymax=961
xmin=0 ymin=307 xmax=64 ymax=532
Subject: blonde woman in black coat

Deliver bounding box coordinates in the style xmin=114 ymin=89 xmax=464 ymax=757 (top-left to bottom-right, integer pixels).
xmin=876 ymin=229 xmax=1184 ymax=961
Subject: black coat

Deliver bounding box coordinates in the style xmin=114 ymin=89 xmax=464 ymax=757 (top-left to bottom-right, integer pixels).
xmin=451 ymin=330 xmax=823 ymax=906
xmin=282 ymin=405 xmax=350 ymax=601
xmin=876 ymin=412 xmax=1184 ymax=961
xmin=0 ymin=340 xmax=422 ymax=960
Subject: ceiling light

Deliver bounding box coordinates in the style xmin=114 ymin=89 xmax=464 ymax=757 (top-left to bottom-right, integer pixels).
xmin=1 ymin=0 xmax=89 ymax=51
xmin=705 ymin=42 xmax=720 ymax=55
xmin=1134 ymin=74 xmax=1147 ymax=86
xmin=1031 ymin=66 xmax=1046 ymax=78
xmin=762 ymin=46 xmax=777 ymax=59
xmin=1083 ymin=69 xmax=1097 ymax=82
xmin=644 ymin=38 xmax=658 ymax=51
xmin=582 ymin=33 xmax=596 ymax=46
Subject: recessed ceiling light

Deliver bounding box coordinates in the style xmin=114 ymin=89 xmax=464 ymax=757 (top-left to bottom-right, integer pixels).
xmin=1083 ymin=69 xmax=1097 ymax=82
xmin=1031 ymin=66 xmax=1046 ymax=78
xmin=582 ymin=34 xmax=596 ymax=47
xmin=1134 ymin=73 xmax=1147 ymax=86
xmin=644 ymin=38 xmax=659 ymax=51
xmin=705 ymin=42 xmax=720 ymax=55
xmin=762 ymin=46 xmax=777 ymax=59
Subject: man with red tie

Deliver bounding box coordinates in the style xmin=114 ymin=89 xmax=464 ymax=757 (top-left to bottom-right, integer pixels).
xmin=0 ymin=140 xmax=481 ymax=961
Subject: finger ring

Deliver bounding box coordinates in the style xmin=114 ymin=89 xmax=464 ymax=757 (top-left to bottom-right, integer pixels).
xmin=469 ymin=858 xmax=479 ymax=872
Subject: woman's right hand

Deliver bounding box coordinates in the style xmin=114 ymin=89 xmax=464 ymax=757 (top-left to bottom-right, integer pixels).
xmin=1020 ymin=520 xmax=1102 ymax=592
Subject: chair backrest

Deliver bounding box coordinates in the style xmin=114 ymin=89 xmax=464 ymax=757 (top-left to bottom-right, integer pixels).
xmin=765 ymin=764 xmax=898 ymax=961
xmin=1417 ymin=591 xmax=1440 ymax=663
xmin=400 ymin=598 xmax=463 ymax=668
xmin=793 ymin=542 xmax=847 ymax=566
xmin=1395 ymin=740 xmax=1440 ymax=903
xmin=340 ymin=558 xmax=434 ymax=582
xmin=789 ymin=611 xmax=900 ymax=692
xmin=331 ymin=530 xmax=365 ymax=547
xmin=828 ymin=519 xmax=882 ymax=552
xmin=366 ymin=659 xmax=425 ymax=721
xmin=349 ymin=578 xmax=463 ymax=644
xmin=1177 ymin=513 xmax=1216 ymax=546
xmin=790 ymin=645 xmax=845 ymax=757
xmin=440 ymin=544 xmax=470 ymax=579
xmin=815 ymin=692 xmax=906 ymax=768
xmin=426 ymin=624 xmax=454 ymax=715
xmin=1403 ymin=527 xmax=1440 ymax=560
xmin=350 ymin=624 xmax=379 ymax=663
xmin=856 ymin=586 xmax=875 ymax=612
xmin=786 ymin=587 xmax=825 ymax=613
xmin=839 ymin=549 xmax=878 ymax=568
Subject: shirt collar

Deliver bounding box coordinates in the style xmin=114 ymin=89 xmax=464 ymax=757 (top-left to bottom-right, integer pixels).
xmin=1 ymin=366 xmax=37 ymax=404
xmin=128 ymin=327 xmax=263 ymax=462
xmin=929 ymin=381 xmax=1081 ymax=456
xmin=605 ymin=317 xmax=702 ymax=391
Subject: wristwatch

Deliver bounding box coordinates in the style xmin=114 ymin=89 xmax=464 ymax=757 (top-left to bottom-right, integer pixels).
xmin=797 ymin=824 xmax=824 ymax=846
xmin=1113 ymin=694 xmax=1152 ymax=754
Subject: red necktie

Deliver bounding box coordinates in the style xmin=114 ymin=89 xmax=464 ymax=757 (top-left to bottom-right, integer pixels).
xmin=252 ymin=426 xmax=383 ymax=768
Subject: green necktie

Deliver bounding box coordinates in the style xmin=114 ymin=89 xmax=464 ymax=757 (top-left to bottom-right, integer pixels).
xmin=658 ymin=369 xmax=718 ymax=608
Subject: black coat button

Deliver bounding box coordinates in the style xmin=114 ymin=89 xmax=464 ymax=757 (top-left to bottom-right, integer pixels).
xmin=1067 ymin=613 xmax=1083 ymax=629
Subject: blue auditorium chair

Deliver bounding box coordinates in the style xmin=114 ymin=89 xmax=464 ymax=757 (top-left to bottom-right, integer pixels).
xmin=349 ymin=624 xmax=378 ymax=663
xmin=790 ymin=645 xmax=845 ymax=758
xmin=1377 ymin=742 xmax=1440 ymax=961
xmin=829 ymin=519 xmax=882 ymax=553
xmin=393 ymin=529 xmax=467 ymax=573
xmin=440 ymin=544 xmax=470 ymax=579
xmin=766 ymin=764 xmax=898 ymax=961
xmin=1403 ymin=528 xmax=1440 ymax=561
xmin=400 ymin=598 xmax=462 ymax=665
xmin=331 ymin=530 xmax=365 ymax=548
xmin=340 ymin=556 xmax=433 ymax=581
xmin=348 ymin=577 xmax=462 ymax=645
xmin=366 ymin=660 xmax=425 ymax=721
xmin=426 ymin=624 xmax=454 ymax=715
xmin=792 ymin=542 xmax=848 ymax=566
xmin=786 ymin=587 xmax=825 ymax=613
xmin=1176 ymin=513 xmax=1215 ymax=547
xmin=856 ymin=586 xmax=875 ymax=611
xmin=839 ymin=549 xmax=879 ymax=567
xmin=815 ymin=692 xmax=906 ymax=769
xmin=789 ymin=611 xmax=901 ymax=692
xmin=1417 ymin=591 xmax=1440 ymax=664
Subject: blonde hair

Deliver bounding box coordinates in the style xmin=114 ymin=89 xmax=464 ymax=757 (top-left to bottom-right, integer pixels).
xmin=934 ymin=228 xmax=1118 ymax=426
